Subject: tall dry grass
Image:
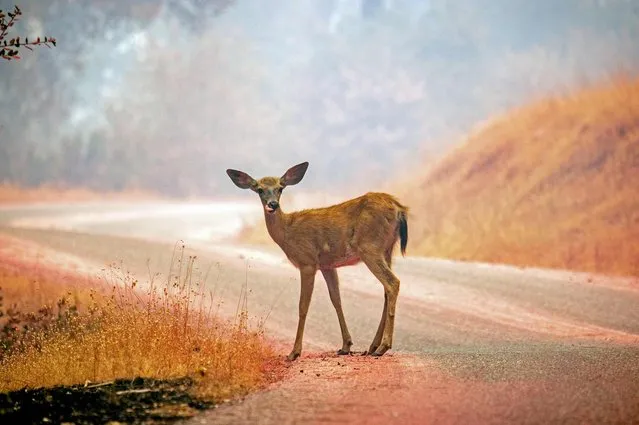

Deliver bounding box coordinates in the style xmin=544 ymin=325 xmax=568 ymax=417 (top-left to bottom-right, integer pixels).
xmin=400 ymin=76 xmax=639 ymax=277
xmin=0 ymin=244 xmax=274 ymax=400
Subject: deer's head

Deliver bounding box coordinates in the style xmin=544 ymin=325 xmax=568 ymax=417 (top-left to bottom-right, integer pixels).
xmin=226 ymin=162 xmax=309 ymax=214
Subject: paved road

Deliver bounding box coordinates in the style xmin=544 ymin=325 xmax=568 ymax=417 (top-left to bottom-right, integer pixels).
xmin=1 ymin=202 xmax=638 ymax=424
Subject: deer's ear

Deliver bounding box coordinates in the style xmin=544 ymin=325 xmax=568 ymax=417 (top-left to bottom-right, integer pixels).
xmin=226 ymin=169 xmax=257 ymax=190
xmin=280 ymin=162 xmax=309 ymax=186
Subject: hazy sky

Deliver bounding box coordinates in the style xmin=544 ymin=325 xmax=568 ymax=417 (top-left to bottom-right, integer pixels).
xmin=1 ymin=0 xmax=638 ymax=195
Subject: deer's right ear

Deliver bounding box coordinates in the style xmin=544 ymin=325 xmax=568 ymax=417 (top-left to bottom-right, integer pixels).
xmin=226 ymin=169 xmax=257 ymax=190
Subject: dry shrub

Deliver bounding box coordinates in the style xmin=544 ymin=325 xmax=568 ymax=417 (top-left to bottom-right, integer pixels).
xmin=0 ymin=245 xmax=274 ymax=400
xmin=0 ymin=256 xmax=97 ymax=314
xmin=400 ymin=76 xmax=639 ymax=277
xmin=0 ymin=251 xmax=102 ymax=357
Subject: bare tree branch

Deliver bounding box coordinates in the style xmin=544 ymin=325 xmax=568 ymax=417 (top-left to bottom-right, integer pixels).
xmin=0 ymin=5 xmax=56 ymax=61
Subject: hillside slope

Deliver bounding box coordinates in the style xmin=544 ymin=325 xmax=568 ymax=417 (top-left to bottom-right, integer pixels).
xmin=402 ymin=77 xmax=639 ymax=277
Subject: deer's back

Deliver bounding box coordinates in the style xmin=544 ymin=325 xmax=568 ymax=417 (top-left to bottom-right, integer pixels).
xmin=281 ymin=192 xmax=407 ymax=268
xmin=287 ymin=192 xmax=405 ymax=226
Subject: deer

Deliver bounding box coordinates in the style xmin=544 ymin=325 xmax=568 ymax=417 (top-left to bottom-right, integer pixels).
xmin=226 ymin=161 xmax=408 ymax=361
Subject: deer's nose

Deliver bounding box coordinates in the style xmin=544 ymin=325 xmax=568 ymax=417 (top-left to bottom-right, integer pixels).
xmin=267 ymin=201 xmax=279 ymax=210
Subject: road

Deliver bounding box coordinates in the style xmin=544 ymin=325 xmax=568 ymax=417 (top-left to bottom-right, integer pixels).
xmin=1 ymin=202 xmax=639 ymax=424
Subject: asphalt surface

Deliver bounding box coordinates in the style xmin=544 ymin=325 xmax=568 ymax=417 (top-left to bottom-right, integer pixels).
xmin=1 ymin=202 xmax=638 ymax=424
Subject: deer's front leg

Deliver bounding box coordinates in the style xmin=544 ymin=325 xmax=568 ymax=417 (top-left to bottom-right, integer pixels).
xmin=321 ymin=268 xmax=353 ymax=355
xmin=288 ymin=266 xmax=316 ymax=361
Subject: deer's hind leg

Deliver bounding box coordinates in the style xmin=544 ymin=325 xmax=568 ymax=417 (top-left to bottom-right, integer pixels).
xmin=367 ymin=292 xmax=387 ymax=355
xmin=321 ymin=268 xmax=353 ymax=355
xmin=366 ymin=247 xmax=394 ymax=354
xmin=361 ymin=253 xmax=400 ymax=357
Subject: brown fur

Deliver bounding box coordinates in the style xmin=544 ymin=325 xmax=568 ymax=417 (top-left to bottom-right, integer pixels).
xmin=226 ymin=162 xmax=408 ymax=360
xmin=267 ymin=192 xmax=408 ymax=270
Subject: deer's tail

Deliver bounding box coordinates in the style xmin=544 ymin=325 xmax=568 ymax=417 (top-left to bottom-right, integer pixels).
xmin=398 ymin=210 xmax=408 ymax=257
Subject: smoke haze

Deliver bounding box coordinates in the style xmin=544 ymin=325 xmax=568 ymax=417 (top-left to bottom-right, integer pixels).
xmin=1 ymin=0 xmax=638 ymax=196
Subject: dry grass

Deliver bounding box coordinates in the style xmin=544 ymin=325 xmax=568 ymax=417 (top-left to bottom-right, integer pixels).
xmin=0 ymin=243 xmax=275 ymax=400
xmin=398 ymin=76 xmax=639 ymax=277
xmin=0 ymin=183 xmax=162 ymax=205
xmin=0 ymin=260 xmax=97 ymax=315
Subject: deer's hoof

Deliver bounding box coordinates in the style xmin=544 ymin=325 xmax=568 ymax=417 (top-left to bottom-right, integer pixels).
xmin=372 ymin=344 xmax=390 ymax=357
xmin=287 ymin=351 xmax=301 ymax=361
xmin=336 ymin=349 xmax=351 ymax=356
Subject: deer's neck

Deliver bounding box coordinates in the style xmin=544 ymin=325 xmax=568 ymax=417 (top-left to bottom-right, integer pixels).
xmin=264 ymin=209 xmax=287 ymax=247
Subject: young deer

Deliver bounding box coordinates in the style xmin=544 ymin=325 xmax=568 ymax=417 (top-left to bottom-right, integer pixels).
xmin=226 ymin=162 xmax=408 ymax=360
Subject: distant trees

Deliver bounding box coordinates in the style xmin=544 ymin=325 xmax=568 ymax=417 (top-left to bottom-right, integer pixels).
xmin=0 ymin=1 xmax=235 ymax=192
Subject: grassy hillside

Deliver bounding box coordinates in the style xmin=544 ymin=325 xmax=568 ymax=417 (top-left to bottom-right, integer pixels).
xmin=401 ymin=77 xmax=639 ymax=277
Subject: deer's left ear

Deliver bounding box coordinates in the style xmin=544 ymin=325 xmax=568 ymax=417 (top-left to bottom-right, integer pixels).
xmin=280 ymin=162 xmax=309 ymax=186
xmin=226 ymin=169 xmax=257 ymax=190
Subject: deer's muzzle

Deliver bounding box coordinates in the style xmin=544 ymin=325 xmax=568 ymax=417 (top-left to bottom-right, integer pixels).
xmin=265 ymin=200 xmax=279 ymax=213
